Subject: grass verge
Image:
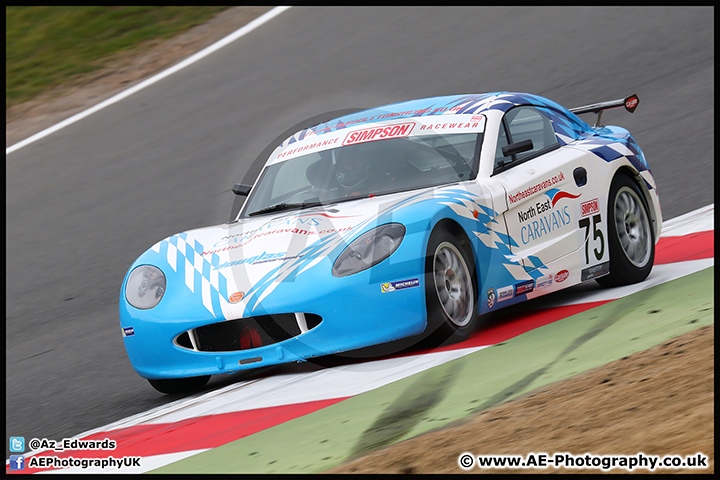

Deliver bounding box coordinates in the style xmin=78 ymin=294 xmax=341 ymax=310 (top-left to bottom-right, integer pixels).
xmin=6 ymin=6 xmax=231 ymax=108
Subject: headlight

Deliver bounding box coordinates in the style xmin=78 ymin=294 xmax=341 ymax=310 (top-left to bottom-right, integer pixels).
xmin=332 ymin=223 xmax=406 ymax=277
xmin=125 ymin=265 xmax=166 ymax=309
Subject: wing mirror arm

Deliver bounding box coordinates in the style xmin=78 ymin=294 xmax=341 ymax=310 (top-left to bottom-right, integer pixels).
xmin=232 ymin=184 xmax=252 ymax=196
xmin=502 ymin=139 xmax=534 ymax=158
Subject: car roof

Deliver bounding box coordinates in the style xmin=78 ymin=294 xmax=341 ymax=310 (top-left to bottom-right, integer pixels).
xmin=280 ymin=92 xmax=589 ymax=148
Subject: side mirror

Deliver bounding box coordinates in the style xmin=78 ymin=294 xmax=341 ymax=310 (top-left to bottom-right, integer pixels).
xmin=232 ymin=184 xmax=252 ymax=196
xmin=502 ymin=139 xmax=534 ymax=157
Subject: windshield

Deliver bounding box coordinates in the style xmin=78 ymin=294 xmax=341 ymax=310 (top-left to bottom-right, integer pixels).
xmin=240 ymin=132 xmax=482 ymax=218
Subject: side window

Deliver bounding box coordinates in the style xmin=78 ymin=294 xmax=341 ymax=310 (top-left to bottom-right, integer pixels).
xmin=494 ymin=106 xmax=559 ymax=172
xmin=494 ymin=122 xmax=509 ymax=166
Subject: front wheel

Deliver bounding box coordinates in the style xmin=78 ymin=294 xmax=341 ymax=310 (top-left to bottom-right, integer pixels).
xmin=148 ymin=375 xmax=211 ymax=394
xmin=424 ymin=228 xmax=478 ymax=346
xmin=596 ymin=174 xmax=655 ymax=287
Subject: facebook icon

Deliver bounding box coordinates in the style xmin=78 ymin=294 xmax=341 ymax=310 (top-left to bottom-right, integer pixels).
xmin=9 ymin=455 xmax=25 ymax=470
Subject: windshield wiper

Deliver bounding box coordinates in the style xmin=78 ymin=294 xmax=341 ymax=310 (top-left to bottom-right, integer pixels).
xmin=248 ymin=201 xmax=325 ymax=217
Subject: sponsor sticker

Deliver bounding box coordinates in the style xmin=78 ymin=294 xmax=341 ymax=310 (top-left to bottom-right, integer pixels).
xmin=275 ymin=137 xmax=341 ymax=160
xmin=546 ymin=189 xmax=581 ymax=207
xmin=215 ymin=252 xmax=305 ymax=269
xmin=581 ymin=198 xmax=600 ymax=217
xmin=122 ymin=327 xmax=135 ymax=337
xmin=508 ymin=172 xmax=565 ymax=205
xmin=497 ymin=285 xmax=514 ymax=302
xmin=535 ymin=274 xmax=553 ymax=290
xmin=581 ymin=262 xmax=610 ymax=281
xmin=625 ymin=96 xmax=639 ymax=110
xmin=554 ymin=270 xmax=570 ymax=283
xmin=417 ymin=119 xmax=484 ymax=132
xmin=515 ymin=280 xmax=534 ymax=296
xmin=343 ymin=122 xmax=415 ymax=146
xmin=517 ymin=193 xmax=574 ymax=245
xmin=381 ymin=278 xmax=420 ymax=293
xmin=487 ymin=288 xmax=496 ymax=308
xmin=228 ymin=291 xmax=245 ymax=304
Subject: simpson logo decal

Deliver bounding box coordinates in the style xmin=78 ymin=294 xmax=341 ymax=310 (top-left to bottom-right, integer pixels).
xmin=381 ymin=278 xmax=420 ymax=293
xmin=486 ymin=288 xmax=496 ymax=308
xmin=122 ymin=327 xmax=135 ymax=337
xmin=554 ymin=270 xmax=569 ymax=283
xmin=581 ymin=198 xmax=600 ymax=217
xmin=343 ymin=122 xmax=415 ymax=146
xmin=228 ymin=291 xmax=245 ymax=304
xmin=497 ymin=285 xmax=514 ymax=302
xmin=515 ymin=280 xmax=534 ymax=296
xmin=581 ymin=262 xmax=610 ymax=281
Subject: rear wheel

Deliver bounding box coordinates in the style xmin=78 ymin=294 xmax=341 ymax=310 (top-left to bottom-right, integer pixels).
xmin=596 ymin=173 xmax=654 ymax=287
xmin=148 ymin=375 xmax=211 ymax=394
xmin=424 ymin=228 xmax=478 ymax=345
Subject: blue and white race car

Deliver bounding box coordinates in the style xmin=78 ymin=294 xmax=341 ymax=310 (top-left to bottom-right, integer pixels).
xmin=120 ymin=92 xmax=661 ymax=393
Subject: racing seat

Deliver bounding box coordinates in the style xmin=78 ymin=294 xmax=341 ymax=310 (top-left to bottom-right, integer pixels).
xmin=306 ymin=157 xmax=338 ymax=192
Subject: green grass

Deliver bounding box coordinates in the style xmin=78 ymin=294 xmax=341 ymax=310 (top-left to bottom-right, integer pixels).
xmin=6 ymin=6 xmax=232 ymax=108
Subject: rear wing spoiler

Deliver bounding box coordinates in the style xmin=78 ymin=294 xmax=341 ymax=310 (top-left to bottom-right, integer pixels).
xmin=569 ymin=93 xmax=639 ymax=127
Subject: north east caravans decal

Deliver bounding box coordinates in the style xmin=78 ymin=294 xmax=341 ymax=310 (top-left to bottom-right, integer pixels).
xmin=516 ymin=191 xmax=579 ymax=245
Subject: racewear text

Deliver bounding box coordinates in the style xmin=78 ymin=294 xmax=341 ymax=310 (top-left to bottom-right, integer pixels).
xmin=417 ymin=121 xmax=481 ymax=131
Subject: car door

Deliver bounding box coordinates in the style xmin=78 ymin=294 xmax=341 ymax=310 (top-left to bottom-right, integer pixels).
xmin=492 ymin=105 xmax=596 ymax=272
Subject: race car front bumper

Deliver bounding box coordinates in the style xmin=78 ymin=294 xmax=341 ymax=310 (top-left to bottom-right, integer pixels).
xmin=119 ymin=258 xmax=428 ymax=380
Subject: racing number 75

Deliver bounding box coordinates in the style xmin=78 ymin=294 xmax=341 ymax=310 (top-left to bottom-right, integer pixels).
xmin=579 ymin=214 xmax=604 ymax=264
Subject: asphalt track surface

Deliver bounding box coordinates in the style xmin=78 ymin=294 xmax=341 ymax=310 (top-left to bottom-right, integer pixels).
xmin=5 ymin=7 xmax=714 ymax=454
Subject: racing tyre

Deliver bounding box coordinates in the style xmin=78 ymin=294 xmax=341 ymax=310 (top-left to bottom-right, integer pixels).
xmin=148 ymin=375 xmax=211 ymax=394
xmin=596 ymin=174 xmax=654 ymax=287
xmin=424 ymin=228 xmax=478 ymax=346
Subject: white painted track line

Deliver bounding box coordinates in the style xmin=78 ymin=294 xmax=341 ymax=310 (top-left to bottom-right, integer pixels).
xmin=660 ymin=204 xmax=714 ymax=237
xmin=549 ymin=258 xmax=714 ymax=307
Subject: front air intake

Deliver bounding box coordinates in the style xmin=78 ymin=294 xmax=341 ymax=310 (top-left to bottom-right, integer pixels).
xmin=174 ymin=313 xmax=322 ymax=352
